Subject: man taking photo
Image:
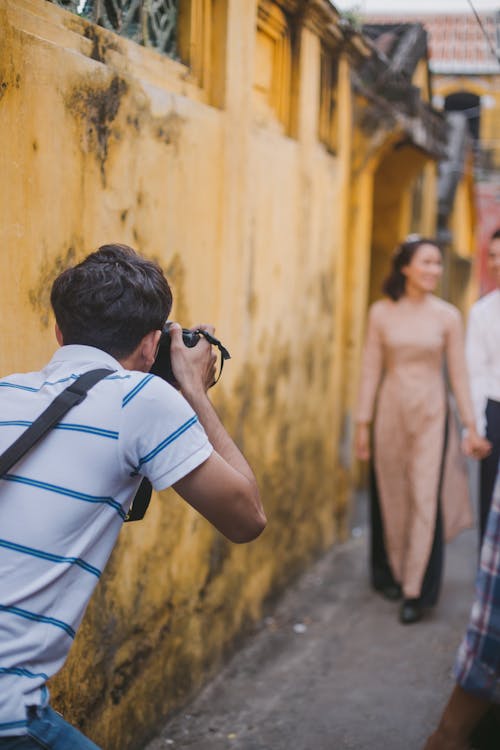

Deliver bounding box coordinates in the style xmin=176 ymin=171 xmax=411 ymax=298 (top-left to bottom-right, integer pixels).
xmin=0 ymin=244 xmax=266 ymax=749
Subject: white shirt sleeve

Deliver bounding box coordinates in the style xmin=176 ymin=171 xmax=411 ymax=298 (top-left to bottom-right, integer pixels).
xmin=465 ymin=304 xmax=489 ymax=437
xmin=118 ymin=374 xmax=213 ymax=490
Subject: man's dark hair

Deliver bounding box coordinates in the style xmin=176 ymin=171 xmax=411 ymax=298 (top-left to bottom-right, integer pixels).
xmin=51 ymin=244 xmax=172 ymax=358
xmin=491 ymin=229 xmax=500 ymax=241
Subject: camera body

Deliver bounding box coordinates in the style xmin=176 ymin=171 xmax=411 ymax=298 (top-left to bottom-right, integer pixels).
xmin=150 ymin=323 xmax=200 ymax=387
xmin=151 ymin=322 xmax=230 ymax=388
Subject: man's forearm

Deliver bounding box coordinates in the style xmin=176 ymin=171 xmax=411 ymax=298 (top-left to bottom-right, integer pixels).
xmin=440 ymin=685 xmax=490 ymax=736
xmin=424 ymin=685 xmax=491 ymax=750
xmin=182 ymin=386 xmax=256 ymax=484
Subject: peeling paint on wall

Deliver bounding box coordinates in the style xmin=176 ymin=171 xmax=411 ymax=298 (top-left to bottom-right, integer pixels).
xmin=124 ymin=93 xmax=186 ymax=154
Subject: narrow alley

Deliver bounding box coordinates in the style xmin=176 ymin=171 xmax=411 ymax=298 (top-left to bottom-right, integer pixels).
xmin=144 ymin=497 xmax=478 ymax=750
xmin=3 ymin=2 xmax=500 ymax=750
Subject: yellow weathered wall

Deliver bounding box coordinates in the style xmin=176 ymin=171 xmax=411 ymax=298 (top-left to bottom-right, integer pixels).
xmin=413 ymin=57 xmax=432 ymax=102
xmin=369 ymin=145 xmax=436 ymax=304
xmin=431 ymin=73 xmax=499 ymax=309
xmin=445 ymin=150 xmax=476 ymax=313
xmin=0 ymin=1 xmax=361 ymax=748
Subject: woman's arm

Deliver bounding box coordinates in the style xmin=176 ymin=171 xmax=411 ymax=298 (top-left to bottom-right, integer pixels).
xmin=354 ymin=305 xmax=384 ymax=461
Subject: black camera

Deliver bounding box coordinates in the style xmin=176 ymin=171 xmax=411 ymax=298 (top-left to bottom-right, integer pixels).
xmin=150 ymin=322 xmax=230 ymax=388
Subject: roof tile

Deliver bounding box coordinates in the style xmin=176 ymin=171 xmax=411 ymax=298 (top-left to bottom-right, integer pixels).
xmin=363 ymin=13 xmax=499 ymax=72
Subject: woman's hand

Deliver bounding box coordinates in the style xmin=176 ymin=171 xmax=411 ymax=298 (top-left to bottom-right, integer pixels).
xmin=462 ymin=427 xmax=491 ymax=460
xmin=354 ymin=423 xmax=371 ymax=461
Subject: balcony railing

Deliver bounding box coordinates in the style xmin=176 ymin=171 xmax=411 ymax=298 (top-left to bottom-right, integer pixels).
xmin=49 ymin=0 xmax=178 ymax=58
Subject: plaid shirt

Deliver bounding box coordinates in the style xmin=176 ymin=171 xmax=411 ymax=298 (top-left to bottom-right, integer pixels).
xmin=454 ymin=480 xmax=500 ymax=701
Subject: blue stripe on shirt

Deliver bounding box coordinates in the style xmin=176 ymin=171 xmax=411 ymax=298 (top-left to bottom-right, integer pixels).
xmin=0 ymin=383 xmax=38 ymax=393
xmin=0 ymin=538 xmax=101 ymax=578
xmin=0 ymin=373 xmax=131 ymax=394
xmin=136 ymin=416 xmax=199 ymax=469
xmin=40 ymin=374 xmax=130 ymax=385
xmin=0 ymin=604 xmax=75 ymax=639
xmin=53 ymin=423 xmax=118 ymax=439
xmin=0 ymin=720 xmax=28 ymax=730
xmin=1 ymin=474 xmax=126 ymax=520
xmin=0 ymin=421 xmax=118 ymax=440
xmin=122 ymin=374 xmax=155 ymax=407
xmin=41 ymin=375 xmax=79 ymax=386
xmin=0 ymin=666 xmax=49 ymax=680
xmin=0 ymin=376 xmax=79 ymax=391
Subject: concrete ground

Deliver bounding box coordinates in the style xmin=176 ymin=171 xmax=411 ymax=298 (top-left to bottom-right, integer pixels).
xmin=144 ymin=495 xmax=479 ymax=750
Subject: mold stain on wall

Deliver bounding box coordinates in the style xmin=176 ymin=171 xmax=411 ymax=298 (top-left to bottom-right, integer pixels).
xmin=82 ymin=24 xmax=120 ymax=64
xmin=66 ymin=75 xmax=129 ymax=185
xmin=28 ymin=245 xmax=78 ymax=327
xmin=154 ymin=111 xmax=185 ymax=152
xmin=164 ymin=252 xmax=190 ymax=324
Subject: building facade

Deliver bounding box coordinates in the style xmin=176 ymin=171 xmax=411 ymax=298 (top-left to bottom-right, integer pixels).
xmin=0 ymin=1 xmax=454 ymax=747
xmin=364 ymin=9 xmax=500 ymax=300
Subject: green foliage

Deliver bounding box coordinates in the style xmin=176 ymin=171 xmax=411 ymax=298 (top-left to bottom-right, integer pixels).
xmin=340 ymin=4 xmax=363 ymax=31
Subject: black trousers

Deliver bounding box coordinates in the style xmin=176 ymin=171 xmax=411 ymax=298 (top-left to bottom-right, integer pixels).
xmin=370 ymin=416 xmax=447 ymax=607
xmin=370 ymin=468 xmax=444 ymax=606
xmin=479 ymin=399 xmax=500 ymax=544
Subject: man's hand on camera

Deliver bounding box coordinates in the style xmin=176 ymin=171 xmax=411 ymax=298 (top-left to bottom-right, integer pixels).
xmin=169 ymin=323 xmax=217 ymax=395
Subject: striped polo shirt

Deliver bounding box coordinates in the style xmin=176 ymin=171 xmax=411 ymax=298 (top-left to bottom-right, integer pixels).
xmin=0 ymin=345 xmax=212 ymax=735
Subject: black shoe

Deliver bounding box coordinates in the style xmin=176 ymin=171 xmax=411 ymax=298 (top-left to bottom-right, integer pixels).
xmin=399 ymin=598 xmax=423 ymax=625
xmin=374 ymin=583 xmax=402 ymax=601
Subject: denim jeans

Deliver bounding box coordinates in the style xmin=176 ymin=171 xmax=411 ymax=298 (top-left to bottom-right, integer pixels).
xmin=0 ymin=706 xmax=101 ymax=749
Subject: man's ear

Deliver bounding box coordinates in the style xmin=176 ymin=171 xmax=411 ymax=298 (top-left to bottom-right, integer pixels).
xmin=55 ymin=324 xmax=64 ymax=347
xmin=140 ymin=330 xmax=162 ymax=370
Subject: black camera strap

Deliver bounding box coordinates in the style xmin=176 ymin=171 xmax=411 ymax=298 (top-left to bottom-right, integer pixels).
xmin=125 ymin=476 xmax=152 ymax=522
xmin=0 ymin=369 xmax=113 ymax=477
xmin=196 ymin=330 xmax=231 ymax=385
xmin=0 ymin=368 xmax=151 ymax=523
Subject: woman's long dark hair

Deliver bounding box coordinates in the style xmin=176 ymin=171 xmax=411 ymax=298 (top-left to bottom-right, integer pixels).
xmin=382 ymin=237 xmax=440 ymax=301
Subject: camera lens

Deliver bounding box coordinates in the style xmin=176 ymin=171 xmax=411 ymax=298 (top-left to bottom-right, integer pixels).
xmin=182 ymin=330 xmax=201 ymax=348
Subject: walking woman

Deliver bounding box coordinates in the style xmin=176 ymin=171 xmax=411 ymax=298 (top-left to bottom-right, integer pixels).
xmin=355 ymin=237 xmax=489 ymax=625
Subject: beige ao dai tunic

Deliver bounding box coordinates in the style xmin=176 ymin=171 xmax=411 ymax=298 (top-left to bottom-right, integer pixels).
xmin=356 ymin=295 xmax=474 ymax=600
